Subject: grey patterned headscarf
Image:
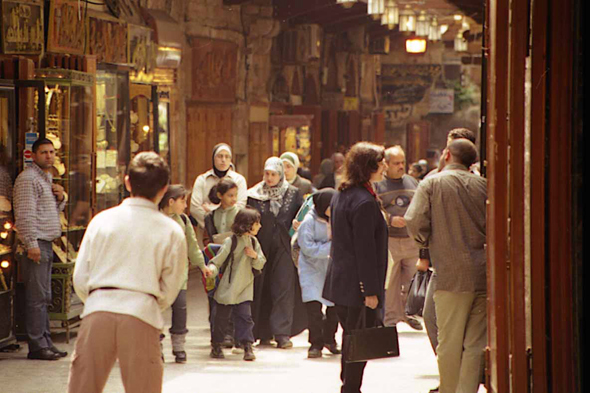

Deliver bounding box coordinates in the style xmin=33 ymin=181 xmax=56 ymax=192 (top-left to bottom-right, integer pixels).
xmin=247 ymin=157 xmax=290 ymax=216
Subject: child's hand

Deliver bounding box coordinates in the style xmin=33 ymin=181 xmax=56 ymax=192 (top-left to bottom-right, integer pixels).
xmin=202 ymin=266 xmax=213 ymax=278
xmin=244 ymin=247 xmax=258 ymax=259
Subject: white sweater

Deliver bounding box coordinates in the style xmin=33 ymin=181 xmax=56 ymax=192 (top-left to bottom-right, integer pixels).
xmin=73 ymin=198 xmax=187 ymax=329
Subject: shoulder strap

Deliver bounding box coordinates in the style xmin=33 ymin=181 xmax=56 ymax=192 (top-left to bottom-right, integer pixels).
xmin=219 ymin=234 xmax=238 ymax=276
xmin=180 ymin=214 xmax=188 ymax=225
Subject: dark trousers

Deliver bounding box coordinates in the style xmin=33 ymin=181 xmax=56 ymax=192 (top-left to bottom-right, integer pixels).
xmin=336 ymin=305 xmax=378 ymax=393
xmin=169 ymin=289 xmax=188 ymax=335
xmin=306 ymin=301 xmax=339 ymax=349
xmin=269 ymin=253 xmax=296 ymax=337
xmin=209 ymin=297 xmax=235 ymax=341
xmin=20 ymin=240 xmax=54 ymax=353
xmin=212 ymin=301 xmax=255 ymax=345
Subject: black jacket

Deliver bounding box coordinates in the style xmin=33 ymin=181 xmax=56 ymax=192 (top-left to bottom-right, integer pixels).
xmin=323 ymin=186 xmax=389 ymax=308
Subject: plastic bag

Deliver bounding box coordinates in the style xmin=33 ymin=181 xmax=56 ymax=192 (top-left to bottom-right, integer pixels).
xmin=405 ymin=269 xmax=433 ymax=317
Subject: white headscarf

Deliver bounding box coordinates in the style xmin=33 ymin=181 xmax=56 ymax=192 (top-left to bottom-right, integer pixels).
xmin=247 ymin=157 xmax=290 ymax=216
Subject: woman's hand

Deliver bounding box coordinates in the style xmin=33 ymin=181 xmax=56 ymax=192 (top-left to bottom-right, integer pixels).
xmin=364 ymin=295 xmax=379 ymax=309
xmin=245 ymin=247 xmax=258 ymax=259
xmin=292 ymin=219 xmax=301 ymax=231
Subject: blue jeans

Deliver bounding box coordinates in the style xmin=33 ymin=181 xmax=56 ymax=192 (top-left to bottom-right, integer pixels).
xmin=169 ymin=289 xmax=188 ymax=335
xmin=20 ymin=240 xmax=54 ymax=353
xmin=212 ymin=301 xmax=254 ymax=345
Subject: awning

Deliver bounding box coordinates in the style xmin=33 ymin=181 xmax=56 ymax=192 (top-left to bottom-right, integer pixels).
xmin=142 ymin=8 xmax=183 ymax=68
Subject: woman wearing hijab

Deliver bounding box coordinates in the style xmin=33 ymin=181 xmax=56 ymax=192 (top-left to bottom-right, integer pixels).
xmin=190 ymin=143 xmax=248 ymax=243
xmin=313 ymin=158 xmax=334 ymax=189
xmin=280 ymin=152 xmax=314 ymax=199
xmin=323 ymin=142 xmax=389 ymax=393
xmin=297 ymin=188 xmax=341 ymax=358
xmin=247 ymin=157 xmax=306 ymax=349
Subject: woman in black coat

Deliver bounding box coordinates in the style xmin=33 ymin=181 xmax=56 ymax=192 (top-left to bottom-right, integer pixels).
xmin=247 ymin=157 xmax=306 ymax=349
xmin=323 ymin=142 xmax=389 ymax=393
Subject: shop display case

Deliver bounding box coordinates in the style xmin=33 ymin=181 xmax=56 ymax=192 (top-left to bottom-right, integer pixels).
xmin=130 ymin=83 xmax=157 ymax=158
xmin=0 ymin=81 xmax=17 ymax=349
xmin=157 ymin=89 xmax=171 ymax=164
xmin=95 ymin=68 xmax=130 ymax=213
xmin=35 ymin=69 xmax=94 ymax=340
xmin=269 ymin=115 xmax=314 ymax=169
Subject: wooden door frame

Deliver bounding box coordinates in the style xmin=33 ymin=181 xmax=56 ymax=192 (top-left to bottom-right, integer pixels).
xmin=487 ymin=0 xmax=578 ymax=391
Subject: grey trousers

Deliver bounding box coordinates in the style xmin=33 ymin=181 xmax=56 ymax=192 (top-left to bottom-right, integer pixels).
xmin=20 ymin=240 xmax=55 ymax=353
xmin=423 ymin=273 xmax=438 ymax=353
xmin=434 ymin=290 xmax=487 ymax=393
xmin=384 ymin=237 xmax=419 ymax=326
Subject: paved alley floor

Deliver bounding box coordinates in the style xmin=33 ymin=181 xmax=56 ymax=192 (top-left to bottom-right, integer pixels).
xmin=0 ymin=271 xmax=481 ymax=393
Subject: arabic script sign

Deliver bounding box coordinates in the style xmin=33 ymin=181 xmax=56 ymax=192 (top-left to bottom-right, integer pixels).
xmin=1 ymin=0 xmax=44 ymax=54
xmin=47 ymin=0 xmax=87 ymax=55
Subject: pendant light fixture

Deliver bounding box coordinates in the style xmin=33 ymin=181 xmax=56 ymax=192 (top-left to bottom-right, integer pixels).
xmin=399 ymin=5 xmax=416 ymax=32
xmin=428 ymin=17 xmax=441 ymax=41
xmin=337 ymin=0 xmax=357 ymax=9
xmin=368 ymin=0 xmax=385 ymax=20
xmin=381 ymin=0 xmax=399 ymax=30
xmin=454 ymin=32 xmax=468 ymax=51
xmin=415 ymin=11 xmax=431 ymax=37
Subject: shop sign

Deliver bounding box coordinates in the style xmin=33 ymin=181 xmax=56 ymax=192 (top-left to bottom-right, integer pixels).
xmin=46 ymin=0 xmax=86 ymax=55
xmin=129 ymin=24 xmax=157 ymax=83
xmin=1 ymin=0 xmax=43 ymax=54
xmin=87 ymin=13 xmax=128 ymax=64
xmin=381 ymin=64 xmax=442 ymax=105
xmin=23 ymin=132 xmax=37 ymax=168
xmin=191 ymin=37 xmax=237 ymax=103
xmin=429 ymin=89 xmax=455 ymax=114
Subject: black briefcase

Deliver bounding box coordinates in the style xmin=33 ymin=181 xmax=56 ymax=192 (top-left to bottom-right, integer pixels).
xmin=343 ymin=308 xmax=400 ymax=363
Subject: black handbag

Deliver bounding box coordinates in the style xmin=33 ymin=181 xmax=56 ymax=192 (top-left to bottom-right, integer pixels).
xmin=343 ymin=308 xmax=400 ymax=363
xmin=405 ymin=269 xmax=433 ymax=317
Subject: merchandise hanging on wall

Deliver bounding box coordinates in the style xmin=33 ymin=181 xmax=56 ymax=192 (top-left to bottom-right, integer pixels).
xmin=1 ymin=0 xmax=44 ymax=54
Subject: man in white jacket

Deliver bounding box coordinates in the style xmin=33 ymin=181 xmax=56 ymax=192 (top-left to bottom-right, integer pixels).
xmin=68 ymin=152 xmax=187 ymax=393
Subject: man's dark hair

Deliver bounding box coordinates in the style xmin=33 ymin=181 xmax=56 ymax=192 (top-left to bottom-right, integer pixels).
xmin=231 ymin=207 xmax=261 ymax=236
xmin=448 ymin=139 xmax=478 ymax=167
xmin=448 ymin=128 xmax=476 ymax=144
xmin=127 ymin=152 xmax=170 ymax=200
xmin=32 ymin=138 xmax=54 ymax=153
xmin=158 ymin=184 xmax=187 ymax=210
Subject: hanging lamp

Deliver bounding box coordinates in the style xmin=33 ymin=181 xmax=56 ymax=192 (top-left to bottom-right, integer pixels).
xmin=368 ymin=0 xmax=385 ymax=20
xmin=381 ymin=0 xmax=399 ymax=30
xmin=415 ymin=11 xmax=431 ymax=36
xmin=337 ymin=0 xmax=357 ymax=9
xmin=399 ymin=6 xmax=416 ymax=32
xmin=428 ymin=17 xmax=441 ymax=41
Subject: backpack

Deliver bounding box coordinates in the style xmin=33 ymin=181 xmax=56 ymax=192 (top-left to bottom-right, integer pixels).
xmin=201 ymin=235 xmax=261 ymax=297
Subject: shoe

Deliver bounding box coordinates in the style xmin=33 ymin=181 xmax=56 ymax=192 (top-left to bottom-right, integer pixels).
xmin=49 ymin=346 xmax=68 ymax=358
xmin=221 ymin=335 xmax=234 ymax=349
xmin=210 ymin=345 xmax=225 ymax=359
xmin=257 ymin=338 xmax=273 ymax=346
xmin=173 ymin=351 xmax=187 ymax=363
xmin=429 ymin=386 xmax=439 ymax=392
xmin=324 ymin=343 xmax=341 ymax=355
xmin=27 ymin=348 xmax=60 ymax=361
xmin=405 ymin=316 xmax=424 ymax=331
xmin=275 ymin=336 xmax=293 ymax=349
xmin=308 ymin=347 xmax=322 ymax=358
xmin=243 ymin=343 xmax=256 ymax=361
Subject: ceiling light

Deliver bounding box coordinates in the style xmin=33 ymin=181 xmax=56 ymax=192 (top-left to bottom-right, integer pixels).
xmin=454 ymin=33 xmax=468 ymax=51
xmin=415 ymin=11 xmax=431 ymax=36
xmin=454 ymin=14 xmax=463 ymax=21
xmin=399 ymin=6 xmax=416 ymax=32
xmin=381 ymin=0 xmax=399 ymax=29
xmin=368 ymin=0 xmax=385 ymax=20
xmin=428 ymin=17 xmax=441 ymax=41
xmin=337 ymin=0 xmax=357 ymax=9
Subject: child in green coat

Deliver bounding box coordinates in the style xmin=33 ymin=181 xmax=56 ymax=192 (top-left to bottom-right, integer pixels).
xmin=159 ymin=185 xmax=212 ymax=363
xmin=208 ymin=207 xmax=266 ymax=361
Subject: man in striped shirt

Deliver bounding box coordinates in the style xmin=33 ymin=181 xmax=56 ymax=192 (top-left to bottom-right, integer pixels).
xmin=14 ymin=138 xmax=67 ymax=361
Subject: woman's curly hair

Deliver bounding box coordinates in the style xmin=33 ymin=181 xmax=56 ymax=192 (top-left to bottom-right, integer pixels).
xmin=231 ymin=207 xmax=261 ymax=236
xmin=339 ymin=142 xmax=385 ymax=191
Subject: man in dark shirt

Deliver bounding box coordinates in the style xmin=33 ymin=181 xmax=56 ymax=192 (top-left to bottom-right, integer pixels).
xmin=376 ymin=146 xmax=422 ymax=330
